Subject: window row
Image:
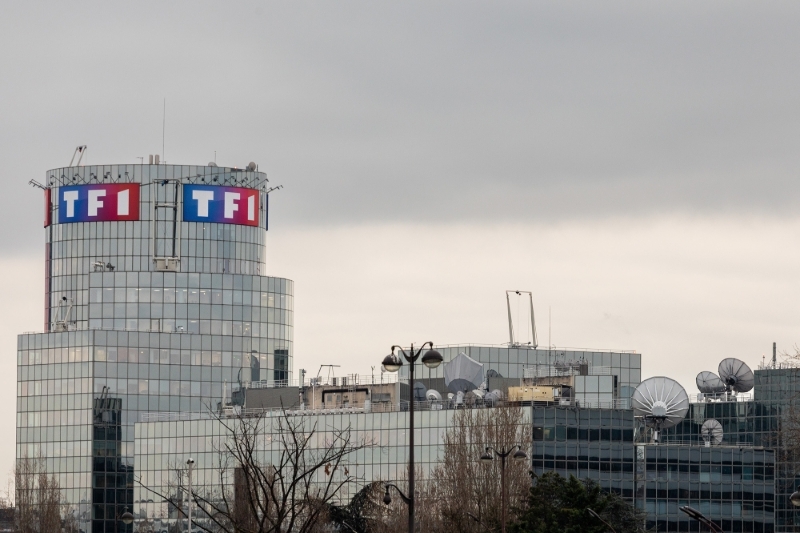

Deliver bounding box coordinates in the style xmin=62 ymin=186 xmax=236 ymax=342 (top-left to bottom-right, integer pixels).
xmin=87 ymin=319 xmax=291 ymax=338
xmin=89 ymin=288 xmax=289 ymax=307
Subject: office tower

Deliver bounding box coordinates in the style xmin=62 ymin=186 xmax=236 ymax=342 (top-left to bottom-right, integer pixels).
xmin=17 ymin=163 xmax=292 ymax=532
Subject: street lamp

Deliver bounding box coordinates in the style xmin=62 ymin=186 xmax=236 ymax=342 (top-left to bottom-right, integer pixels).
xmin=187 ymin=458 xmax=195 ymax=533
xmin=790 ymin=487 xmax=800 ymax=507
xmin=586 ymin=508 xmax=616 ymax=533
xmin=381 ymin=342 xmax=443 ymax=533
xmin=115 ymin=508 xmax=134 ymax=533
xmin=480 ymin=445 xmax=528 ymax=533
xmin=678 ymin=505 xmax=724 ymax=533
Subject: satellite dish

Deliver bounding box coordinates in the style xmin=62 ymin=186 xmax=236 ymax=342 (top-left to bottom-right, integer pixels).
xmin=696 ymin=371 xmax=726 ymax=395
xmin=631 ymin=377 xmax=689 ymax=441
xmin=472 ymin=389 xmax=486 ymax=399
xmin=484 ymin=390 xmax=504 ymax=405
xmin=718 ymin=358 xmax=754 ymax=393
xmin=444 ymin=353 xmax=484 ymax=393
xmin=413 ymin=382 xmax=427 ymax=402
xmin=486 ymin=369 xmax=502 ymax=378
xmin=246 ymin=162 xmax=257 ymax=171
xmin=701 ymin=419 xmax=723 ymax=446
xmin=208 ymin=162 xmax=218 ymax=167
xmin=426 ymin=389 xmax=442 ymax=401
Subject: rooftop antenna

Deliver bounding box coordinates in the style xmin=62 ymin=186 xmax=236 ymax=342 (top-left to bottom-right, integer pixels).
xmin=317 ymin=364 xmax=340 ymax=384
xmin=701 ymin=419 xmax=723 ymax=447
xmin=773 ymin=342 xmax=777 ymax=367
xmin=631 ymin=376 xmax=689 ymax=443
xmin=696 ymin=371 xmax=725 ymax=398
xmin=506 ymin=290 xmax=537 ymax=348
xmin=69 ymin=145 xmax=87 ymax=167
xmin=717 ymin=358 xmax=754 ymax=399
xmin=162 ymin=98 xmax=166 ymax=164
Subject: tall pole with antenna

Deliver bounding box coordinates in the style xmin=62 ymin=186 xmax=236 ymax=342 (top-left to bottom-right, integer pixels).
xmin=162 ymin=98 xmax=166 ymax=163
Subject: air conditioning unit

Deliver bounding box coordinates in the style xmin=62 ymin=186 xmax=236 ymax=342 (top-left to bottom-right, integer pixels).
xmin=154 ymin=258 xmax=179 ymax=271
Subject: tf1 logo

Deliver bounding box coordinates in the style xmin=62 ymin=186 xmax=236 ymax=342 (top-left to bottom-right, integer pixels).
xmin=183 ymin=185 xmax=260 ymax=227
xmin=57 ymin=184 xmax=140 ymax=224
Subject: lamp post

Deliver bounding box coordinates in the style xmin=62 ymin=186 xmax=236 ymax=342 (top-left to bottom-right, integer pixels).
xmin=381 ymin=342 xmax=443 ymax=533
xmin=586 ymin=508 xmax=617 ymax=533
xmin=791 ymin=486 xmax=800 ymax=508
xmin=187 ymin=458 xmax=195 ymax=533
xmin=115 ymin=508 xmax=134 ymax=533
xmin=480 ymin=445 xmax=528 ymax=533
xmin=678 ymin=505 xmax=724 ymax=533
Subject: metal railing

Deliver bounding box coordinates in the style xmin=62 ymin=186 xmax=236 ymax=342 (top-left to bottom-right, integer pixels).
xmin=139 ymin=396 xmax=635 ymax=423
xmin=233 ymin=373 xmax=399 ymax=392
xmin=688 ymin=392 xmax=753 ymax=403
xmin=523 ymin=365 xmax=612 ymax=378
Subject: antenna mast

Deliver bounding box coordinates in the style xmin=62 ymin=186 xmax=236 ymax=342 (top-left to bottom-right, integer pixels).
xmin=505 ymin=290 xmax=538 ymax=348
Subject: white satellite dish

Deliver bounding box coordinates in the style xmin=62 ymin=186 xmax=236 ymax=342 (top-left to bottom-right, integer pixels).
xmin=696 ymin=371 xmax=726 ymax=396
xmin=246 ymin=162 xmax=257 ymax=171
xmin=718 ymin=358 xmax=754 ymax=394
xmin=426 ymin=389 xmax=442 ymax=401
xmin=701 ymin=419 xmax=723 ymax=447
xmin=484 ymin=389 xmax=504 ymax=405
xmin=631 ymin=376 xmax=689 ymax=442
xmin=444 ymin=352 xmax=484 ymax=393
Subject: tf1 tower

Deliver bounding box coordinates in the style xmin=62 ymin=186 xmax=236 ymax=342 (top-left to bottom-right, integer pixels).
xmin=17 ymin=161 xmax=293 ymax=532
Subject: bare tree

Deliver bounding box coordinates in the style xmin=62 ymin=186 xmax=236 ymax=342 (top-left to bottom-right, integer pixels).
xmin=365 ymin=406 xmax=530 ymax=533
xmin=138 ymin=408 xmax=370 ymax=533
xmin=15 ymin=454 xmax=66 ymax=533
xmin=421 ymin=405 xmax=531 ymax=533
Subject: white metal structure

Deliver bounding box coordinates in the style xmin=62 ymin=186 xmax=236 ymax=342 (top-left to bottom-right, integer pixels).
xmin=631 ymin=376 xmax=689 ymax=442
xmin=718 ymin=358 xmax=755 ymax=393
xmin=696 ymin=371 xmax=726 ymax=395
xmin=506 ymin=290 xmax=538 ymax=348
xmin=701 ymin=419 xmax=724 ymax=447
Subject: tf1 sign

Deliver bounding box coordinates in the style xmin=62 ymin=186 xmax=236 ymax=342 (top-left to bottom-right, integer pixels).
xmin=183 ymin=185 xmax=260 ymax=227
xmin=58 ymin=184 xmax=140 ymax=223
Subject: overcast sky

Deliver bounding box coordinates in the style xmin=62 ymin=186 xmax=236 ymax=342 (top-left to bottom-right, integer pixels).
xmin=1 ymin=1 xmax=799 ymax=480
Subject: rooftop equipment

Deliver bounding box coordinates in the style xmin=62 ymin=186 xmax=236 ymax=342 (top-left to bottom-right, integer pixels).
xmin=696 ymin=371 xmax=726 ymax=396
xmin=717 ymin=358 xmax=754 ymax=394
xmin=631 ymin=376 xmax=689 ymax=443
xmin=506 ymin=290 xmax=538 ymax=348
xmin=444 ymin=352 xmax=484 ymax=394
xmin=701 ymin=419 xmax=724 ymax=447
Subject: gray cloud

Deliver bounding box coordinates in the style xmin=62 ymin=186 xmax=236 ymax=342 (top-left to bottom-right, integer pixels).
xmin=1 ymin=1 xmax=799 ymax=253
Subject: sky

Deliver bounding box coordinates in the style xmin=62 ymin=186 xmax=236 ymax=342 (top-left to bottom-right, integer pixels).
xmin=1 ymin=1 xmax=800 ymax=481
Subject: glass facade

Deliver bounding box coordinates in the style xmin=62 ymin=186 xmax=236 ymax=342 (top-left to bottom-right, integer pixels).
xmin=640 ymin=444 xmax=774 ymax=532
xmin=407 ymin=345 xmax=641 ymax=407
xmin=530 ymin=406 xmax=776 ymax=532
xmin=133 ymin=407 xmax=532 ymax=531
xmin=661 ymin=366 xmax=800 ymax=531
xmin=17 ymin=164 xmax=292 ymax=533
xmin=530 ymin=407 xmax=636 ymax=497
